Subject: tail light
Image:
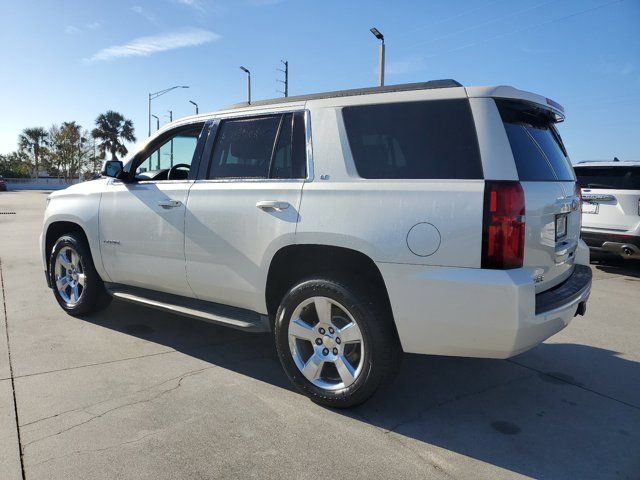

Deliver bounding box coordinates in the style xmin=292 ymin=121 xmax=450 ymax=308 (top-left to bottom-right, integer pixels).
xmin=481 ymin=181 xmax=525 ymax=269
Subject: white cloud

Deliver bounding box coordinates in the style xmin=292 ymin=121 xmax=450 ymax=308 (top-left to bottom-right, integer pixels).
xmin=86 ymin=21 xmax=101 ymax=29
xmin=386 ymin=56 xmax=426 ymax=76
xmin=83 ymin=29 xmax=220 ymax=63
xmin=64 ymin=25 xmax=81 ymax=34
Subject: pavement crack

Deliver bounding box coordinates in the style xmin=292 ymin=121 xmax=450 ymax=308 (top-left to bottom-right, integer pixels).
xmin=22 ymin=366 xmax=212 ymax=449
xmin=507 ymin=358 xmax=640 ymax=410
xmin=1 ymin=258 xmax=27 ymax=480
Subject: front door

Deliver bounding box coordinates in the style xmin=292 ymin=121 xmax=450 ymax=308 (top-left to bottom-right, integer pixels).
xmin=185 ymin=112 xmax=308 ymax=313
xmin=99 ymin=122 xmax=207 ymax=296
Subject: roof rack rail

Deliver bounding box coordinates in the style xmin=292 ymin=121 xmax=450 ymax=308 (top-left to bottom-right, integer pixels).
xmin=225 ymin=79 xmax=463 ymax=110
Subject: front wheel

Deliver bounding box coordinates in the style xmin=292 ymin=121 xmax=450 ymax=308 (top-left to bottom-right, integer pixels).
xmin=49 ymin=233 xmax=111 ymax=316
xmin=275 ymin=277 xmax=401 ymax=408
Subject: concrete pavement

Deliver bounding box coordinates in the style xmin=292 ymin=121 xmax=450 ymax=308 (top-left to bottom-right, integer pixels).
xmin=1 ymin=190 xmax=639 ymax=479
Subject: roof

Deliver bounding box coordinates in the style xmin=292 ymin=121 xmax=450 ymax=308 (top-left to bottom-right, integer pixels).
xmin=224 ymin=79 xmax=463 ymax=109
xmin=574 ymin=161 xmax=640 ymax=168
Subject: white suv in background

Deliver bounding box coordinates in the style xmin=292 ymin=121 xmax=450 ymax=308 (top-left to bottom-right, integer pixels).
xmin=575 ymin=161 xmax=640 ymax=259
xmin=41 ymin=80 xmax=592 ymax=407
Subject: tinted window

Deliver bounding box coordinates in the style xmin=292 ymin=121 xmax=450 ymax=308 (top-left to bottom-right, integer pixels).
xmin=575 ymin=166 xmax=640 ymax=190
xmin=209 ymin=116 xmax=280 ymax=178
xmin=342 ymin=99 xmax=482 ymax=179
xmin=208 ymin=113 xmax=306 ymax=179
xmin=498 ymin=100 xmax=575 ymax=182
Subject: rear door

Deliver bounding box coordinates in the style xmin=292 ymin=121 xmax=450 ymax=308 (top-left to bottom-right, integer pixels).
xmin=497 ymin=100 xmax=580 ymax=292
xmin=184 ymin=111 xmax=308 ymax=313
xmin=574 ymin=165 xmax=640 ymax=232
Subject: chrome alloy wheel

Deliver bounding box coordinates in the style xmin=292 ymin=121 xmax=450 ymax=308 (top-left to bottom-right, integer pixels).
xmin=54 ymin=246 xmax=85 ymax=306
xmin=288 ymin=296 xmax=365 ymax=391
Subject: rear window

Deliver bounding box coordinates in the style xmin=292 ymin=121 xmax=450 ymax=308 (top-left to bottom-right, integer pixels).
xmin=497 ymin=100 xmax=575 ymax=182
xmin=342 ymin=99 xmax=482 ymax=179
xmin=575 ymin=166 xmax=640 ymax=190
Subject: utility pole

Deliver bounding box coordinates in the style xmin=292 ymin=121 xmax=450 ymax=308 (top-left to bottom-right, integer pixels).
xmin=277 ymin=60 xmax=288 ymax=97
xmin=370 ymin=27 xmax=385 ymax=87
xmin=240 ymin=66 xmax=251 ymax=104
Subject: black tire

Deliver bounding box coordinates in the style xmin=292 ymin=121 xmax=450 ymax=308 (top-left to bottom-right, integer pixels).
xmin=49 ymin=233 xmax=111 ymax=316
xmin=275 ymin=276 xmax=401 ymax=408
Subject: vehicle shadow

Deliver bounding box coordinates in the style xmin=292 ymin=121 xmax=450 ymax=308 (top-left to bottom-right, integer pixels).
xmin=590 ymin=253 xmax=640 ymax=279
xmin=82 ymin=299 xmax=640 ymax=479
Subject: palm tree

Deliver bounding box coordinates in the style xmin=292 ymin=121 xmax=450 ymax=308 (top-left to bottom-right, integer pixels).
xmin=91 ymin=111 xmax=136 ymax=160
xmin=18 ymin=127 xmax=48 ymax=179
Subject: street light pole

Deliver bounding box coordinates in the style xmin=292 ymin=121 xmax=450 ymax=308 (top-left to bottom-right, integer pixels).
xmin=189 ymin=100 xmax=199 ymax=115
xmin=168 ymin=110 xmax=173 ymax=167
xmin=370 ymin=27 xmax=385 ymax=87
xmin=147 ymin=85 xmax=189 ymax=137
xmin=151 ymin=115 xmax=160 ymax=169
xmin=240 ymin=66 xmax=251 ymax=104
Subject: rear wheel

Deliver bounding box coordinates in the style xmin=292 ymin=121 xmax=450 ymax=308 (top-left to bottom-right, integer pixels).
xmin=275 ymin=277 xmax=401 ymax=408
xmin=49 ymin=233 xmax=111 ymax=316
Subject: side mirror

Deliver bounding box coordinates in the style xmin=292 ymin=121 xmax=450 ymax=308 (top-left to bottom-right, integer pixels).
xmin=102 ymin=160 xmax=124 ymax=178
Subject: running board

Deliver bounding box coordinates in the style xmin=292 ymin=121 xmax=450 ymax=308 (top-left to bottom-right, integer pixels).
xmin=105 ymin=283 xmax=270 ymax=332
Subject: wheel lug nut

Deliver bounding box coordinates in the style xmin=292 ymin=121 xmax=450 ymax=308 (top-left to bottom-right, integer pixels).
xmin=318 ymin=328 xmax=325 ymax=335
xmin=332 ymin=348 xmax=338 ymax=355
xmin=328 ymin=327 xmax=334 ymax=334
xmin=315 ymin=338 xmax=322 ymax=345
xmin=322 ymin=348 xmax=329 ymax=356
xmin=336 ymin=337 xmax=341 ymax=344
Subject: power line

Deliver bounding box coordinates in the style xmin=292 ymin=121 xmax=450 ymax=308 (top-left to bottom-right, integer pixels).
xmin=405 ymin=0 xmax=558 ymax=50
xmin=433 ymin=0 xmax=625 ymax=57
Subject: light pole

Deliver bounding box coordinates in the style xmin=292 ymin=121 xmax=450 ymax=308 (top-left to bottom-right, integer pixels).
xmin=147 ymin=85 xmax=188 ymax=137
xmin=167 ymin=110 xmax=173 ymax=167
xmin=151 ymin=115 xmax=160 ymax=169
xmin=370 ymin=27 xmax=385 ymax=87
xmin=189 ymin=100 xmax=199 ymax=115
xmin=240 ymin=66 xmax=251 ymax=104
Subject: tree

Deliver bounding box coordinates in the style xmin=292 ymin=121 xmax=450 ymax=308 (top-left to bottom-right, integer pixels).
xmin=18 ymin=127 xmax=48 ymax=179
xmin=0 ymin=151 xmax=32 ymax=178
xmin=91 ymin=111 xmax=136 ymax=160
xmin=47 ymin=122 xmax=91 ymax=181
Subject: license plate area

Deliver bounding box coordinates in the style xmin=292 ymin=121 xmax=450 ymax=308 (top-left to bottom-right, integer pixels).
xmin=555 ymin=213 xmax=568 ymax=240
xmin=582 ymin=202 xmax=599 ymax=214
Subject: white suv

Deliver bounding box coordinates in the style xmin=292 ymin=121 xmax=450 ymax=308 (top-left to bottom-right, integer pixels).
xmin=41 ymin=80 xmax=592 ymax=407
xmin=575 ymin=161 xmax=640 ymax=259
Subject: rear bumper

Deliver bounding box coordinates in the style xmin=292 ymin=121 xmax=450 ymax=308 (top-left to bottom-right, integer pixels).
xmin=581 ymin=230 xmax=640 ymax=259
xmin=378 ymin=258 xmax=592 ymax=359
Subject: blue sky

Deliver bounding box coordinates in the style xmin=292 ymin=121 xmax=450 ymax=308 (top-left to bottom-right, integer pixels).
xmin=1 ymin=0 xmax=638 ymax=161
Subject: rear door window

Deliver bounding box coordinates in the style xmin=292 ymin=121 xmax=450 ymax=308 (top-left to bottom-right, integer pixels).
xmin=575 ymin=166 xmax=640 ymax=190
xmin=342 ymin=99 xmax=482 ymax=179
xmin=497 ymin=100 xmax=575 ymax=182
xmin=207 ymin=113 xmax=307 ymax=179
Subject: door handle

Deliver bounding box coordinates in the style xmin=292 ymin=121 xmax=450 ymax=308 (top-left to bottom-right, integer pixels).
xmin=158 ymin=200 xmax=183 ymax=209
xmin=256 ymin=200 xmax=290 ymax=211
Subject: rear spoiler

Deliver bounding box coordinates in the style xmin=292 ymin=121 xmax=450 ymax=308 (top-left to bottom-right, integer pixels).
xmin=466 ymin=86 xmax=565 ymax=122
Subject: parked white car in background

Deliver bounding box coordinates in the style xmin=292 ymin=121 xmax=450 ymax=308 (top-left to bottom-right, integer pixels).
xmin=575 ymin=161 xmax=640 ymax=260
xmin=41 ymin=80 xmax=592 ymax=407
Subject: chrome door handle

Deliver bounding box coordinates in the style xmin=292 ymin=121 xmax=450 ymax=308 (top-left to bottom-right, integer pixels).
xmin=256 ymin=200 xmax=290 ymax=211
xmin=158 ymin=200 xmax=182 ymax=209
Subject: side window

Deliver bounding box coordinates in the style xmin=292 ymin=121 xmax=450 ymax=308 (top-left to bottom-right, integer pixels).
xmin=342 ymin=99 xmax=483 ymax=180
xmin=208 ymin=116 xmax=280 ymax=179
xmin=135 ymin=124 xmax=204 ymax=180
xmin=207 ymin=112 xmax=307 ymax=179
xmin=270 ymin=112 xmax=308 ymax=179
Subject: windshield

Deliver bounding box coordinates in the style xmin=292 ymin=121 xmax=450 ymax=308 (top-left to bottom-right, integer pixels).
xmin=575 ymin=166 xmax=640 ymax=190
